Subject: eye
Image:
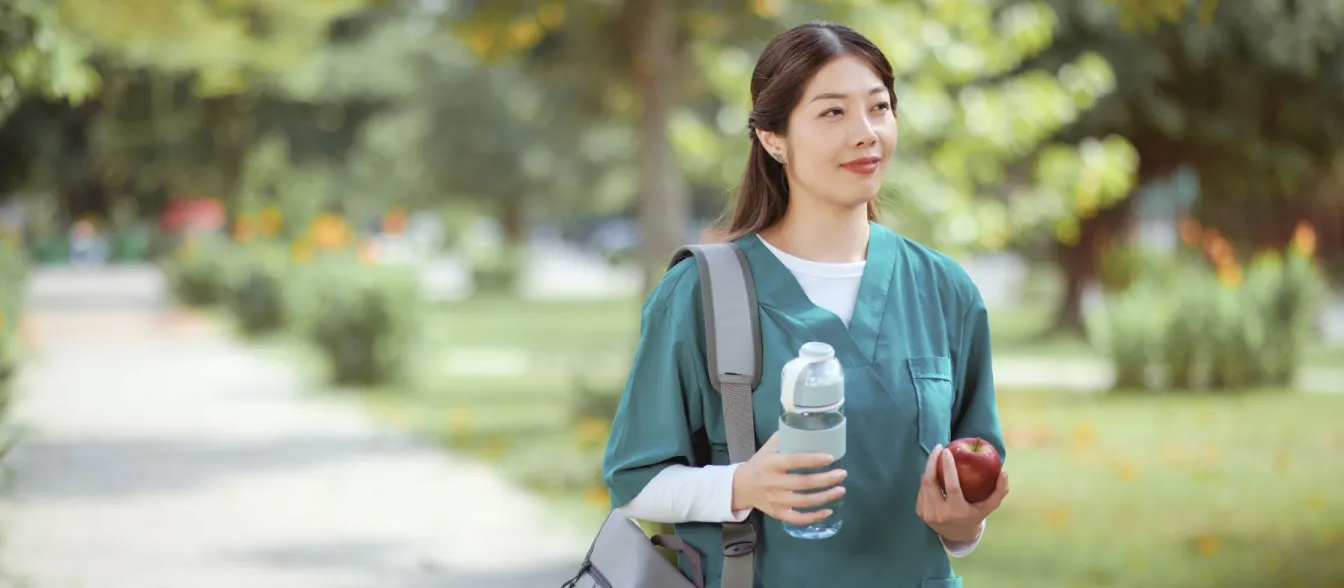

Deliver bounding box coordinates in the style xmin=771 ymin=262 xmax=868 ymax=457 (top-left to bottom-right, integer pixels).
xmin=873 ymin=102 xmax=892 ymax=112
xmin=820 ymin=107 xmax=843 ymax=118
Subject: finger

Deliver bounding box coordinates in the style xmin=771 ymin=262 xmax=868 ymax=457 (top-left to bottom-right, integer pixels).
xmin=787 ymin=486 xmax=847 ymax=509
xmin=921 ymin=444 xmax=942 ymax=486
xmin=776 ymin=507 xmax=833 ymax=527
xmin=975 ymin=471 xmax=1011 ymax=513
xmin=781 ymin=468 xmax=847 ymax=491
xmin=970 ymin=471 xmax=1010 ymax=515
xmin=778 ymin=452 xmax=838 ymax=472
xmin=940 ymin=448 xmax=965 ymax=503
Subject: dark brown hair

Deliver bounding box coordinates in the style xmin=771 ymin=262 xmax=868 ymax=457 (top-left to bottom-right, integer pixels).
xmin=712 ymin=21 xmax=897 ymax=243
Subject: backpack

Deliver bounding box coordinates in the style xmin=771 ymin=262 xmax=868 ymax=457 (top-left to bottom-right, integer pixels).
xmin=562 ymin=242 xmax=762 ymax=588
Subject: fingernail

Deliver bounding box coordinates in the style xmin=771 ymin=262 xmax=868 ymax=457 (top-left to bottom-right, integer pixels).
xmin=934 ymin=444 xmax=943 ymax=453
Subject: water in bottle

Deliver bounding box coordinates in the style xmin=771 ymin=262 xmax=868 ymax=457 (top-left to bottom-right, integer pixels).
xmin=777 ymin=341 xmax=846 ymax=540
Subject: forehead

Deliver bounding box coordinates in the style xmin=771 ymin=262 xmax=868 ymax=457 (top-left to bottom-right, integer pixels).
xmin=802 ymin=53 xmax=884 ymax=100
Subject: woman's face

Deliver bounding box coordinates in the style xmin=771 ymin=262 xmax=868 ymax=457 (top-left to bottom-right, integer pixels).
xmin=760 ymin=53 xmax=898 ymax=211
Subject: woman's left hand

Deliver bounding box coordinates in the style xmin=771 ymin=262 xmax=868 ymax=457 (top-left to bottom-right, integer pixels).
xmin=915 ymin=443 xmax=1009 ymax=543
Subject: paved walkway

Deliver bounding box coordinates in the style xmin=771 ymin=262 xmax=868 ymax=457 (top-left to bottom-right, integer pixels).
xmin=0 ymin=266 xmax=591 ymax=588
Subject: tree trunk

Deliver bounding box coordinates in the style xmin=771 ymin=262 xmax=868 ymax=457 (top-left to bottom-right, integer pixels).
xmin=1050 ymin=241 xmax=1092 ymax=334
xmin=628 ymin=0 xmax=688 ymax=298
xmin=499 ymin=193 xmax=528 ymax=246
xmin=1048 ymin=134 xmax=1180 ymax=336
xmin=1048 ymin=200 xmax=1134 ymax=336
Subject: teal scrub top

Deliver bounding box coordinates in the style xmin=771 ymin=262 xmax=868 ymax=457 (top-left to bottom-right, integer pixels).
xmin=602 ymin=222 xmax=1006 ymax=588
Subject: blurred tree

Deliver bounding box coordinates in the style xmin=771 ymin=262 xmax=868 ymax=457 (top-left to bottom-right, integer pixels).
xmin=454 ymin=0 xmax=1139 ymax=294
xmin=1024 ymin=0 xmax=1344 ymax=333
xmin=1 ymin=0 xmax=371 ymax=221
xmin=0 ymin=0 xmax=99 ymax=125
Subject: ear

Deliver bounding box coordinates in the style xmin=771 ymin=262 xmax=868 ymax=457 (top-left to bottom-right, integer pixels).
xmin=755 ymin=129 xmax=787 ymax=163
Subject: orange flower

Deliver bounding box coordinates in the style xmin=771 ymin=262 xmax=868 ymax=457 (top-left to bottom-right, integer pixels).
xmin=256 ymin=207 xmax=283 ymax=236
xmin=382 ymin=207 xmax=408 ymax=234
xmin=310 ymin=214 xmax=351 ymax=250
xmin=1216 ymin=265 xmax=1243 ymax=289
xmin=1292 ymin=220 xmax=1317 ymax=256
xmin=233 ymin=214 xmax=255 ymax=243
xmin=289 ymin=239 xmax=315 ymax=264
xmin=1178 ymin=216 xmax=1203 ymax=246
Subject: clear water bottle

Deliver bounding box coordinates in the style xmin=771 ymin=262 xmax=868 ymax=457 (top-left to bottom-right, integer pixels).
xmin=778 ymin=341 xmax=846 ymax=540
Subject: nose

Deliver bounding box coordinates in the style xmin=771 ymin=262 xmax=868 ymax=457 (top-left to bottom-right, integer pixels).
xmin=850 ymin=115 xmax=878 ymax=147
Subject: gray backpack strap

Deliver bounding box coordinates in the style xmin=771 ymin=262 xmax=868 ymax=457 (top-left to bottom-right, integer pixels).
xmin=668 ymin=243 xmax=760 ymax=588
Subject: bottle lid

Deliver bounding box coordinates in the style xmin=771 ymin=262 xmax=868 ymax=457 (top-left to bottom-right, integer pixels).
xmin=799 ymin=342 xmax=835 ymax=360
xmin=781 ymin=342 xmax=843 ymax=412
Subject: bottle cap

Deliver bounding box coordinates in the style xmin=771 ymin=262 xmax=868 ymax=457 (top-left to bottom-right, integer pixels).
xmin=799 ymin=342 xmax=835 ymax=360
xmin=781 ymin=342 xmax=843 ymax=412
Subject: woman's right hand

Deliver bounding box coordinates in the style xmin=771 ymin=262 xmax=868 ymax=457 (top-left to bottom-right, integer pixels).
xmin=730 ymin=431 xmax=847 ymax=526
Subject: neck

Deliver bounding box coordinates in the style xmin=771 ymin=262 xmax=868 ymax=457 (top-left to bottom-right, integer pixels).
xmin=760 ymin=196 xmax=871 ymax=263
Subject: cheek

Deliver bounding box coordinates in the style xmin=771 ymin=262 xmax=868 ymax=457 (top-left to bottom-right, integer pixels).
xmin=879 ymin=121 xmax=899 ymax=154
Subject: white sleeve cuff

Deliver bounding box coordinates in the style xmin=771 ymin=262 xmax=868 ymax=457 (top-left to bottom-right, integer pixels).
xmin=941 ymin=519 xmax=986 ymax=558
xmin=713 ymin=462 xmax=754 ymax=522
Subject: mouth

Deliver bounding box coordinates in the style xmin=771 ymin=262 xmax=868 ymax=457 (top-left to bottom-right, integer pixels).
xmin=840 ymin=156 xmax=881 ymax=175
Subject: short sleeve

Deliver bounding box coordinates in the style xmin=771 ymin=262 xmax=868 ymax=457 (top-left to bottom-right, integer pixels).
xmin=601 ymin=267 xmax=711 ymax=508
xmin=950 ymin=283 xmax=1007 ymax=465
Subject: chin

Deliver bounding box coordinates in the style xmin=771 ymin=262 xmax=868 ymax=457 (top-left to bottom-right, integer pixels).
xmin=835 ymin=191 xmax=880 ymax=209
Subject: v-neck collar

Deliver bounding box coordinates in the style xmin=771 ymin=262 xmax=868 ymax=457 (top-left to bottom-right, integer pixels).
xmin=736 ymin=222 xmax=897 ymax=365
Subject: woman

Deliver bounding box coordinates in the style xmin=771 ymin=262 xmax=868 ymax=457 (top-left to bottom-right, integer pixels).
xmin=602 ymin=21 xmax=1009 ymax=588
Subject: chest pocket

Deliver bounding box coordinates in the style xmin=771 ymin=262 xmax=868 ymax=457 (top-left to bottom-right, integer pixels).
xmin=908 ymin=356 xmax=955 ymax=454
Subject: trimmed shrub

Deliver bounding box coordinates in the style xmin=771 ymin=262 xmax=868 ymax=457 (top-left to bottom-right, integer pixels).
xmin=1096 ymin=249 xmax=1326 ymax=392
xmin=224 ymin=241 xmax=290 ymax=337
xmin=286 ymin=254 xmax=422 ymax=386
xmin=163 ymin=234 xmax=238 ymax=307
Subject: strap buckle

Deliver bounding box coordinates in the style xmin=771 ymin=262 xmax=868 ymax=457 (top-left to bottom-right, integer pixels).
xmin=722 ymin=521 xmax=757 ymax=557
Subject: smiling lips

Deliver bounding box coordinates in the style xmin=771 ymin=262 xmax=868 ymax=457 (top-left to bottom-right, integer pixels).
xmin=841 ymin=156 xmax=881 ymax=175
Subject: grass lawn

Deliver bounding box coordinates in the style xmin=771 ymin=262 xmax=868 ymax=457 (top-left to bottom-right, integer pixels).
xmin=956 ymin=390 xmax=1344 ymax=588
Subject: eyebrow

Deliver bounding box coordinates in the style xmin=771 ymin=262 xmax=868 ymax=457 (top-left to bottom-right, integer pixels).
xmin=809 ymin=85 xmax=888 ymax=103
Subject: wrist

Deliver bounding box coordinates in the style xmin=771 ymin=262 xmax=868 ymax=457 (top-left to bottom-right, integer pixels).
xmin=940 ymin=520 xmax=983 ymax=543
xmin=730 ymin=464 xmax=752 ymax=512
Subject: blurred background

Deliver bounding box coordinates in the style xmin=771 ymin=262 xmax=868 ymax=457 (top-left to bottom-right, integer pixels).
xmin=0 ymin=0 xmax=1342 ymax=586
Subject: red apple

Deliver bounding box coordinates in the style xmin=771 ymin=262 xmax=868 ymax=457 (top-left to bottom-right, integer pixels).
xmin=935 ymin=437 xmax=1002 ymax=503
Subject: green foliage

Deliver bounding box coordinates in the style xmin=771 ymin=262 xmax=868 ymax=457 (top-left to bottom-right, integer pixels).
xmin=0 ymin=0 xmax=100 ymax=123
xmin=1096 ymin=279 xmax=1165 ymax=389
xmin=57 ymin=0 xmax=366 ymax=96
xmin=498 ymin=436 xmax=605 ymax=495
xmin=678 ymin=1 xmax=1139 ymax=253
xmin=162 ymin=234 xmax=238 ymax=307
xmin=1093 ymin=249 xmax=1327 ymax=392
xmin=286 ymin=254 xmax=422 ymax=386
xmin=0 ymin=238 xmax=26 ymax=391
xmin=0 ymin=239 xmax=27 ymax=472
xmin=1039 ymin=0 xmax=1344 ymax=229
xmin=570 ymin=375 xmax=623 ymax=425
xmin=1239 ymin=252 xmax=1328 ymax=384
xmin=467 ymin=245 xmax=525 ymax=298
xmin=223 ymin=241 xmax=290 ymax=337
